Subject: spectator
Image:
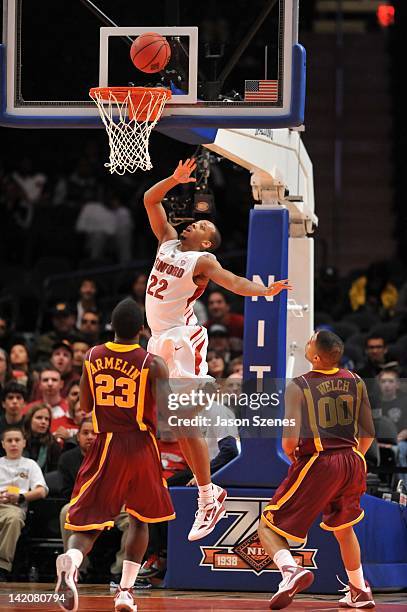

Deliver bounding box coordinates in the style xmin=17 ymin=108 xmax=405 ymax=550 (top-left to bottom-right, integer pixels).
xmin=52 ymin=397 xmax=86 ymax=443
xmin=374 ymin=370 xmax=407 ymax=432
xmin=129 ymin=273 xmax=148 ymax=320
xmin=207 ymin=349 xmax=227 ymax=382
xmin=50 ymin=341 xmax=79 ymax=397
xmin=357 ymin=334 xmax=390 ymax=397
xmin=79 ymin=309 xmax=102 ymax=346
xmin=66 ymin=158 xmax=98 ymax=206
xmin=76 ymin=279 xmax=99 ymax=329
xmin=75 ymin=198 xmax=116 ymax=260
xmin=0 ymin=427 xmax=48 ymax=581
xmin=9 ymin=341 xmax=37 ymax=400
xmin=108 ymin=195 xmax=133 ymax=263
xmin=208 ymin=325 xmax=231 ymax=364
xmin=0 ymin=348 xmax=12 ymax=393
xmin=0 ymin=382 xmax=27 ymax=439
xmin=72 ymin=340 xmax=90 ymax=376
xmin=27 ymin=367 xmax=68 ymax=420
xmin=228 ymin=355 xmax=243 ymax=377
xmin=11 ymin=157 xmax=47 ymax=205
xmin=58 ymin=418 xmax=128 ymax=581
xmin=23 ymin=404 xmax=61 ymax=473
xmin=35 ymin=303 xmax=78 ymax=363
xmin=205 ymin=290 xmax=244 ymax=339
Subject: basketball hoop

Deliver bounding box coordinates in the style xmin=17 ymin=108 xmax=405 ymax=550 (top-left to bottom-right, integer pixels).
xmin=89 ymin=86 xmax=171 ymax=175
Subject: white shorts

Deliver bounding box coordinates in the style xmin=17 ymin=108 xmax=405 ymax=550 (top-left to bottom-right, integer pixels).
xmin=148 ymin=325 xmax=209 ymax=379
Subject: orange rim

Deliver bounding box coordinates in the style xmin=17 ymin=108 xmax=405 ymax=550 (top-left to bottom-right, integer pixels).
xmin=89 ymin=86 xmax=171 ymax=121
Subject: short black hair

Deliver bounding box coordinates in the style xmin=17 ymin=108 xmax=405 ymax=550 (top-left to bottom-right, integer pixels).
xmin=208 ymin=226 xmax=221 ymax=252
xmin=315 ymin=330 xmax=344 ymax=366
xmin=1 ymin=425 xmax=25 ymax=441
xmin=1 ymin=381 xmax=28 ymax=402
xmin=208 ymin=289 xmax=230 ymax=304
xmin=78 ymin=416 xmax=93 ymax=432
xmin=365 ymin=334 xmax=386 ymax=347
xmin=111 ymin=298 xmax=143 ymax=339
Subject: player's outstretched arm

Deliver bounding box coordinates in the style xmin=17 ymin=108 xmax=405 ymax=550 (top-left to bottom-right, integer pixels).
xmin=143 ymin=158 xmax=197 ymax=243
xmin=194 ymin=256 xmax=292 ymax=297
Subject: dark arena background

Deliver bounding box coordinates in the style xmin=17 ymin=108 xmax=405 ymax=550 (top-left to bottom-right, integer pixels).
xmin=0 ymin=0 xmax=406 ymax=610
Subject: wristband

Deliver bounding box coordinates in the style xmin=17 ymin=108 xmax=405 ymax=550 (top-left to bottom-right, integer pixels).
xmin=18 ymin=493 xmax=26 ymax=505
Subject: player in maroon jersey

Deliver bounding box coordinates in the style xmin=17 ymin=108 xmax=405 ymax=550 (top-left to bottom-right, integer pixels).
xmin=55 ymin=298 xmax=174 ymax=612
xmin=258 ymin=330 xmax=376 ymax=610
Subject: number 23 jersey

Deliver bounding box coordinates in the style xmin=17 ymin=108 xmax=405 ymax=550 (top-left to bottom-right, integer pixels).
xmin=84 ymin=342 xmax=156 ymax=434
xmin=146 ymin=239 xmax=216 ymax=333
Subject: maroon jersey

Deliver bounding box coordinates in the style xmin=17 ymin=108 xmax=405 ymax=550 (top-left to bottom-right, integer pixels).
xmin=293 ymin=368 xmax=363 ymax=456
xmin=84 ymin=342 xmax=156 ymax=434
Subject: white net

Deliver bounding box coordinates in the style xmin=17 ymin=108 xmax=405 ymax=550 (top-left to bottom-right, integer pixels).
xmin=90 ymin=87 xmax=171 ymax=175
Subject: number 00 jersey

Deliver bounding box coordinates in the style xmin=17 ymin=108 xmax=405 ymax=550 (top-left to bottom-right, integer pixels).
xmin=146 ymin=239 xmax=216 ymax=333
xmin=293 ymin=368 xmax=364 ymax=456
xmin=84 ymin=342 xmax=156 ymax=434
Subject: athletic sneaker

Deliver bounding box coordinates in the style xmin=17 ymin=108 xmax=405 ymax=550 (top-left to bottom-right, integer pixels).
xmin=213 ymin=483 xmax=227 ymax=505
xmin=188 ymin=485 xmax=227 ymax=541
xmin=55 ymin=553 xmax=79 ymax=612
xmin=269 ymin=565 xmax=314 ymax=610
xmin=114 ymin=587 xmax=137 ymax=612
xmin=338 ymin=579 xmax=375 ymax=608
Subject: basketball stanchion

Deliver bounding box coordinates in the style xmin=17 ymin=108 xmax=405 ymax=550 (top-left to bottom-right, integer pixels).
xmin=89 ymin=86 xmax=172 ymax=175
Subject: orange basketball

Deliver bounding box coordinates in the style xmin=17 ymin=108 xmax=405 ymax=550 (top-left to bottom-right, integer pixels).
xmin=130 ymin=32 xmax=171 ymax=74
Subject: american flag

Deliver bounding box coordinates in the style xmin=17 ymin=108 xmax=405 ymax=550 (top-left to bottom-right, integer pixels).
xmin=244 ymin=80 xmax=278 ymax=102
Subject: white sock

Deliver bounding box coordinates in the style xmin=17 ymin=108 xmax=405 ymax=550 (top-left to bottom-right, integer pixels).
xmin=346 ymin=567 xmax=366 ymax=590
xmin=66 ymin=548 xmax=83 ymax=569
xmin=273 ymin=549 xmax=297 ymax=578
xmin=197 ymin=482 xmax=214 ymax=504
xmin=120 ymin=560 xmax=141 ymax=589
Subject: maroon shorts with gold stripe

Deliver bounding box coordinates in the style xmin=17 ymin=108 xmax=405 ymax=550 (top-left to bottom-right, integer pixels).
xmin=262 ymin=448 xmax=366 ymax=542
xmin=65 ymin=429 xmax=175 ymax=531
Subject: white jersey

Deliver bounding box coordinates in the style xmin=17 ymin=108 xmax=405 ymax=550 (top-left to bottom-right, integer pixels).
xmin=146 ymin=239 xmax=215 ymax=333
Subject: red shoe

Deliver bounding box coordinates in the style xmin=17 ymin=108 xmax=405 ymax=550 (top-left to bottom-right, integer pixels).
xmin=269 ymin=565 xmax=314 ymax=610
xmin=338 ymin=578 xmax=375 ymax=608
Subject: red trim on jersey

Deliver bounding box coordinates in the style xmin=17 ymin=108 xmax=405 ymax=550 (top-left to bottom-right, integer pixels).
xmin=185 ymin=308 xmax=194 ymax=325
xmin=184 ymin=284 xmax=206 ymax=324
xmin=194 ymin=340 xmax=205 ymax=375
xmin=190 ymin=327 xmax=203 ymax=342
xmin=186 ymin=285 xmax=205 ymax=308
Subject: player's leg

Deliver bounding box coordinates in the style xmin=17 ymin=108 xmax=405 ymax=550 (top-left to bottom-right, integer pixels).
xmin=154 ymin=326 xmax=227 ymax=541
xmin=114 ymin=516 xmax=149 ymax=612
xmin=55 ymin=531 xmax=100 ymax=612
xmin=258 ymin=520 xmax=314 ymax=610
xmin=334 ymin=527 xmax=375 ymax=608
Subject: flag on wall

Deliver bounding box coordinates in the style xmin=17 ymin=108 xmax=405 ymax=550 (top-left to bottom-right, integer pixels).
xmin=244 ymin=80 xmax=278 ymax=102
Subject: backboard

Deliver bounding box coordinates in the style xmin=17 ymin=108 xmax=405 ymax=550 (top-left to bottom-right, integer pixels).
xmin=0 ymin=0 xmax=305 ymax=135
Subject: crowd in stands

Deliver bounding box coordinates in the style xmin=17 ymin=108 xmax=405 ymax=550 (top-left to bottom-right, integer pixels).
xmin=1 ymin=150 xmax=407 ymax=584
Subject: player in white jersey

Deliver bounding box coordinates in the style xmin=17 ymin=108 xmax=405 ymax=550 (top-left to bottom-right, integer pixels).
xmin=144 ymin=158 xmax=291 ymax=541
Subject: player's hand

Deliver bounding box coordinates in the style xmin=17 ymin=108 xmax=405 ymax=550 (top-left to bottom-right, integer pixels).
xmin=172 ymin=159 xmax=197 ymax=184
xmin=264 ymin=279 xmax=293 ymax=297
xmin=186 ymin=477 xmax=197 ymax=487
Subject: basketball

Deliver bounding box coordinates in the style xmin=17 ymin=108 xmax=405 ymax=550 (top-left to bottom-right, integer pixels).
xmin=130 ymin=32 xmax=171 ymax=73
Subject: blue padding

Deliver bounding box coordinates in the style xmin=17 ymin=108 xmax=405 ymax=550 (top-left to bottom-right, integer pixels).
xmin=0 ymin=43 xmax=306 ymax=132
xmin=155 ymin=125 xmax=218 ymax=144
xmin=166 ymin=487 xmax=407 ymax=592
xmin=214 ymin=208 xmax=290 ymax=489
